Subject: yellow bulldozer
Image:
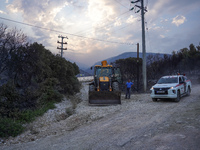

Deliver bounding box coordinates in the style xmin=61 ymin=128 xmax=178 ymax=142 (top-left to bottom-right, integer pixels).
xmin=89 ymin=60 xmax=122 ymax=105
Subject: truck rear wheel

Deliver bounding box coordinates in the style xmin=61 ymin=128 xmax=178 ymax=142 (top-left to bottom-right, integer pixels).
xmin=187 ymin=86 xmax=191 ymax=96
xmin=174 ymin=90 xmax=180 ymax=102
xmin=112 ymin=82 xmax=119 ymax=91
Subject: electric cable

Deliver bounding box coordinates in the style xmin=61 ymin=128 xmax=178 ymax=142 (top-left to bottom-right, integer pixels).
xmin=0 ymin=16 xmax=136 ymax=45
xmin=74 ymin=10 xmax=130 ymax=35
xmin=79 ymin=12 xmax=133 ymax=36
xmin=114 ymin=0 xmax=129 ymax=9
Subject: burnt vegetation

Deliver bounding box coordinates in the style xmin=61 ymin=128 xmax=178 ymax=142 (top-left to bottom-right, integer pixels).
xmin=114 ymin=43 xmax=200 ymax=92
xmin=0 ymin=23 xmax=80 ymax=137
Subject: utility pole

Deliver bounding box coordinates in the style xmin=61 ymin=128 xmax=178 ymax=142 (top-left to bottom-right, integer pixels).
xmin=130 ymin=0 xmax=147 ymax=92
xmin=141 ymin=0 xmax=147 ymax=92
xmin=137 ymin=43 xmax=139 ymax=92
xmin=57 ymin=35 xmax=68 ymax=57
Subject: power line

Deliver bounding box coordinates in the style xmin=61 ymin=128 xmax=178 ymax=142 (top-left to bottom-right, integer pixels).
xmin=114 ymin=0 xmax=129 ymax=9
xmin=109 ymin=19 xmax=138 ymax=34
xmin=0 ymin=16 xmax=135 ymax=46
xmin=79 ymin=12 xmax=133 ymax=36
xmin=145 ymin=0 xmax=148 ymax=8
xmin=76 ymin=10 xmax=141 ymax=37
xmin=74 ymin=10 xmax=130 ymax=35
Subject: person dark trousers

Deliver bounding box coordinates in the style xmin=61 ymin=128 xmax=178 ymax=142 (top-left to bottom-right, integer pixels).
xmin=125 ymin=79 xmax=133 ymax=99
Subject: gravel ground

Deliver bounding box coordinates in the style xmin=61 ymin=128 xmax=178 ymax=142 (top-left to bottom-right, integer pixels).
xmin=0 ymin=82 xmax=200 ymax=150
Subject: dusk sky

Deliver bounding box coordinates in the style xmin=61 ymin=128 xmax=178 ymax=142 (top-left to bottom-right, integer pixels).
xmin=0 ymin=0 xmax=200 ymax=68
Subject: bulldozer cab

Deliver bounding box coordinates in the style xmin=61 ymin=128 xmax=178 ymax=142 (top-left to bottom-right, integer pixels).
xmin=95 ymin=67 xmax=112 ymax=78
xmin=94 ymin=66 xmax=112 ymax=92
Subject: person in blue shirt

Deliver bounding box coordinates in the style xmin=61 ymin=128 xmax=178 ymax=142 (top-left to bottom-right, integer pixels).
xmin=125 ymin=79 xmax=134 ymax=99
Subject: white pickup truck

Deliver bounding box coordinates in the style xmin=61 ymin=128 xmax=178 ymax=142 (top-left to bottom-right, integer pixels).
xmin=150 ymin=75 xmax=192 ymax=102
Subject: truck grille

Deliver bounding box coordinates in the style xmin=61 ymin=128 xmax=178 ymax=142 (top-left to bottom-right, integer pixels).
xmin=154 ymin=88 xmax=170 ymax=95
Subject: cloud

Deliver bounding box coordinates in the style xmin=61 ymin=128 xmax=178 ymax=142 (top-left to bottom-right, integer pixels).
xmin=6 ymin=0 xmax=73 ymax=50
xmin=146 ymin=0 xmax=200 ymax=24
xmin=146 ymin=0 xmax=172 ymax=23
xmin=5 ymin=0 xmax=134 ymax=56
xmin=6 ymin=4 xmax=19 ymax=13
xmin=85 ymin=0 xmax=121 ymax=36
xmin=0 ymin=10 xmax=6 ymax=14
xmin=126 ymin=15 xmax=137 ymax=24
xmin=114 ymin=18 xmax=122 ymax=26
xmin=172 ymin=15 xmax=186 ymax=26
xmin=7 ymin=0 xmax=69 ymax=23
xmin=160 ymin=34 xmax=165 ymax=38
xmin=160 ymin=18 xmax=168 ymax=23
xmin=4 ymin=0 xmax=200 ymax=67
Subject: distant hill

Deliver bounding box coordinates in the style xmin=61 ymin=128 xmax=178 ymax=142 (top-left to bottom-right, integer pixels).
xmin=85 ymin=52 xmax=171 ymax=75
xmin=65 ymin=57 xmax=89 ymax=70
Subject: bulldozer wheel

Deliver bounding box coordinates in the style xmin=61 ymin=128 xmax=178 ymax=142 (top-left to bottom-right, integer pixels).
xmin=112 ymin=82 xmax=119 ymax=91
xmin=89 ymin=85 xmax=95 ymax=92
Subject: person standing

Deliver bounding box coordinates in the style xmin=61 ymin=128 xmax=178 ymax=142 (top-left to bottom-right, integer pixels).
xmin=125 ymin=79 xmax=134 ymax=99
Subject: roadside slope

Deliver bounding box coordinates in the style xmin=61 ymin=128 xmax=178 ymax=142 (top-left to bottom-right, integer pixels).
xmin=1 ymin=84 xmax=200 ymax=150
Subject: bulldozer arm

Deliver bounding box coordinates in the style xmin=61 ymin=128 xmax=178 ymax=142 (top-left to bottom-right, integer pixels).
xmin=89 ymin=91 xmax=121 ymax=105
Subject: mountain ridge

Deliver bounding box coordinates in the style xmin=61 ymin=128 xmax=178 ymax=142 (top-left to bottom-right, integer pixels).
xmin=85 ymin=52 xmax=171 ymax=75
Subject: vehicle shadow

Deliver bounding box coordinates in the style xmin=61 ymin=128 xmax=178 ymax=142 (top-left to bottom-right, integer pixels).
xmin=156 ymin=98 xmax=177 ymax=103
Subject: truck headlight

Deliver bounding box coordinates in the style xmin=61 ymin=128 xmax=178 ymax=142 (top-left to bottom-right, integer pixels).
xmin=150 ymin=87 xmax=154 ymax=90
xmin=170 ymin=87 xmax=176 ymax=94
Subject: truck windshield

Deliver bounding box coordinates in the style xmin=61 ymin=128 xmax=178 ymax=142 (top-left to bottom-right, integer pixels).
xmin=96 ymin=67 xmax=112 ymax=77
xmin=157 ymin=77 xmax=178 ymax=84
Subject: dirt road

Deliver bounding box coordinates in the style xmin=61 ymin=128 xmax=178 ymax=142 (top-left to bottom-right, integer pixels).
xmin=1 ymin=83 xmax=200 ymax=150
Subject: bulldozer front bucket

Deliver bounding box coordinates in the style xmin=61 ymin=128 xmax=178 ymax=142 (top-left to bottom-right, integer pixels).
xmin=89 ymin=91 xmax=121 ymax=105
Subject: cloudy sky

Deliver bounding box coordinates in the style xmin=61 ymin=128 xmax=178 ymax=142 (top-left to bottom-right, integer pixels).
xmin=0 ymin=0 xmax=200 ymax=68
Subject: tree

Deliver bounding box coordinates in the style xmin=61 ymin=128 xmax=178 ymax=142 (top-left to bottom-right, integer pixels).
xmin=114 ymin=57 xmax=142 ymax=91
xmin=0 ymin=23 xmax=27 ymax=75
xmin=0 ymin=23 xmax=82 ymax=138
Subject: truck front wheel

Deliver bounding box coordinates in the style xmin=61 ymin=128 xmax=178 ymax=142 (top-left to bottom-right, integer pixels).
xmin=152 ymin=98 xmax=157 ymax=102
xmin=174 ymin=90 xmax=180 ymax=102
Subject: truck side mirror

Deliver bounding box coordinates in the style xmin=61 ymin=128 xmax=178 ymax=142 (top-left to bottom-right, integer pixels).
xmin=90 ymin=66 xmax=93 ymax=70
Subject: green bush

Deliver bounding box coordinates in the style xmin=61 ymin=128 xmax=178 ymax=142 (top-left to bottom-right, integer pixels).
xmin=39 ymin=87 xmax=63 ymax=103
xmin=0 ymin=117 xmax=24 ymax=138
xmin=0 ymin=100 xmax=56 ymax=138
xmin=0 ymin=26 xmax=80 ymax=138
xmin=18 ymin=101 xmax=56 ymax=123
xmin=0 ymin=82 xmax=20 ymax=118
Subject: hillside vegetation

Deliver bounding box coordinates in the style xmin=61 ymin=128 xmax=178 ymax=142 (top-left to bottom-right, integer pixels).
xmin=0 ymin=23 xmax=80 ymax=137
xmin=114 ymin=43 xmax=200 ymax=91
